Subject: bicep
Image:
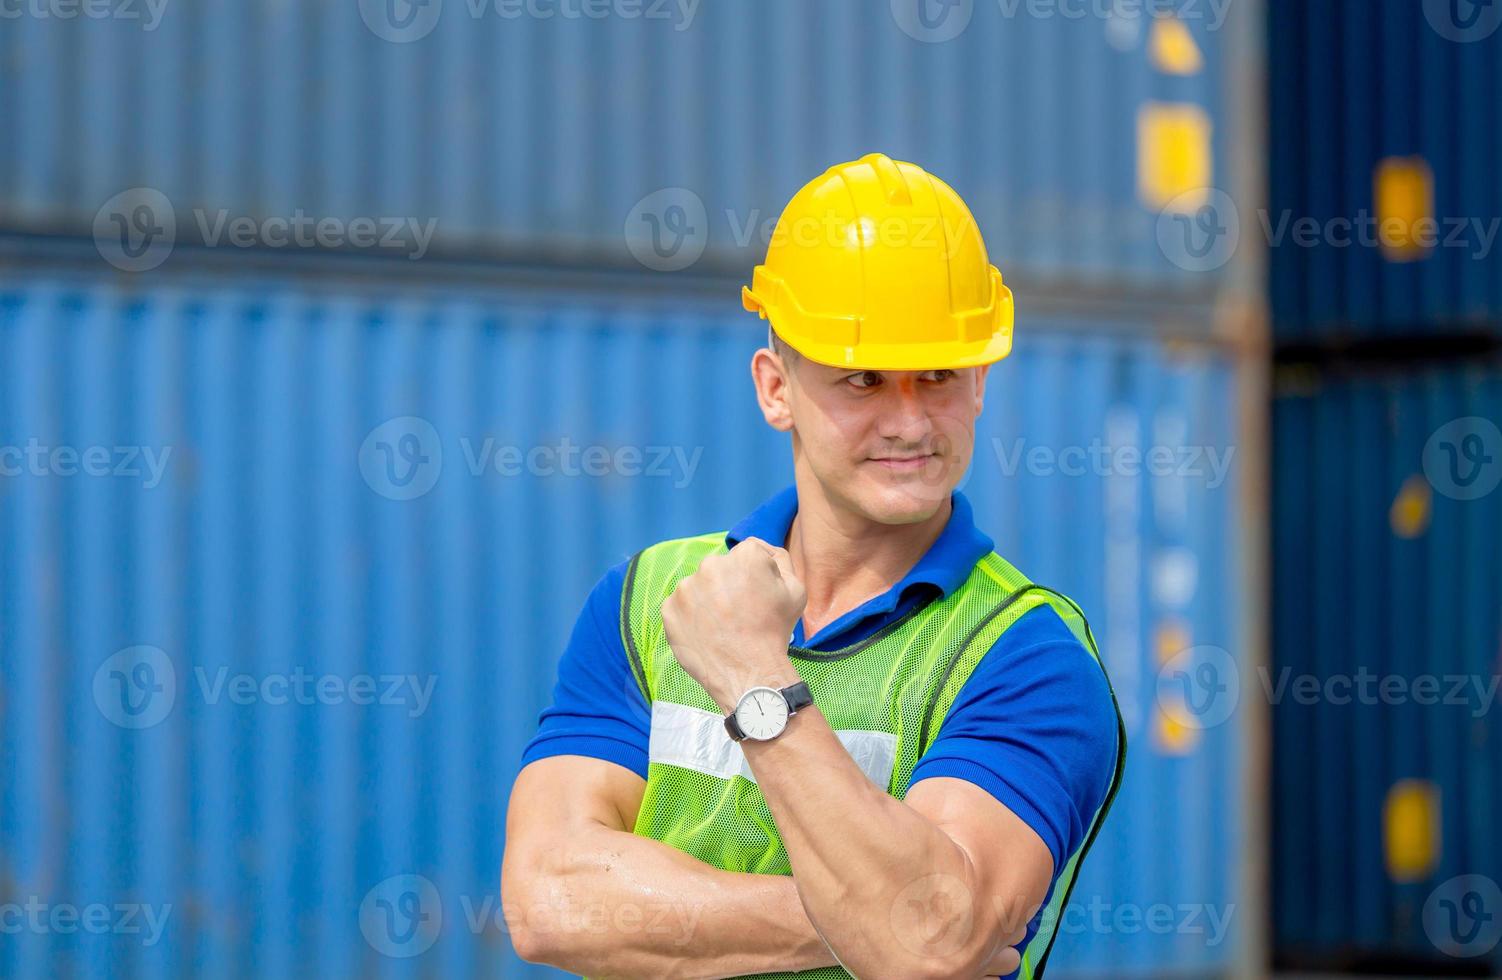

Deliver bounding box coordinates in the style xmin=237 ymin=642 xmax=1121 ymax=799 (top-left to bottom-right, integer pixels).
xmin=509 ymin=754 xmax=647 ymax=840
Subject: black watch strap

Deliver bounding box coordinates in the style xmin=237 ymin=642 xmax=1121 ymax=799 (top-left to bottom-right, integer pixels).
xmin=781 ymin=680 xmax=813 ymax=714
xmin=724 ymin=712 xmax=747 ymax=742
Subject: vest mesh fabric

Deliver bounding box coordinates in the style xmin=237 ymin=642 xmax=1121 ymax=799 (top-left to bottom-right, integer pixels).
xmin=620 ymin=533 xmax=1125 ymax=980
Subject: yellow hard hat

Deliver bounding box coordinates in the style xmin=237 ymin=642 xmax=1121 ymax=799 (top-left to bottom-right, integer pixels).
xmin=742 ymin=153 xmax=1014 ymax=371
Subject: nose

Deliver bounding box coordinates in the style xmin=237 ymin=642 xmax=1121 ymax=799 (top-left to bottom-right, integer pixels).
xmin=874 ymin=375 xmax=935 ymax=444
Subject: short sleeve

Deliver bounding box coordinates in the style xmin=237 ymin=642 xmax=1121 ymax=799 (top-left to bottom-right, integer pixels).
xmin=907 ymin=605 xmax=1121 ymax=873
xmin=518 ymin=559 xmax=651 ymax=780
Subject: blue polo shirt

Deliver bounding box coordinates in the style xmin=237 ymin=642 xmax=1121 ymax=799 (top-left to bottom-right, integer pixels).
xmin=520 ymin=486 xmax=1119 ymax=884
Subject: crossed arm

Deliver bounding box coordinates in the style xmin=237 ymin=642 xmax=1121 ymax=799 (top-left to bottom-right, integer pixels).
xmin=501 ymin=718 xmax=1054 ymax=980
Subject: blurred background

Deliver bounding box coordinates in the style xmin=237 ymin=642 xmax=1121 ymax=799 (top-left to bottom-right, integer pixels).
xmin=0 ymin=0 xmax=1499 ymax=977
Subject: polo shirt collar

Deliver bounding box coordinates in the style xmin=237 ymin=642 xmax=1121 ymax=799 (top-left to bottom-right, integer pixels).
xmin=723 ymin=485 xmax=994 ymax=602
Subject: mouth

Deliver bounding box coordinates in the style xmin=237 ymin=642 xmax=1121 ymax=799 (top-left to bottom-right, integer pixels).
xmin=867 ymin=453 xmax=936 ymax=473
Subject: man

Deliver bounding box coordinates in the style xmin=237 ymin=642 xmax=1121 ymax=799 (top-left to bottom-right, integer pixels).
xmin=502 ymin=154 xmax=1124 ymax=979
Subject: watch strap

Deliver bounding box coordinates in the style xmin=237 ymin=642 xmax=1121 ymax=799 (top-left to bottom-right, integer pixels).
xmin=780 ymin=680 xmax=813 ymax=714
xmin=724 ymin=711 xmax=748 ymax=742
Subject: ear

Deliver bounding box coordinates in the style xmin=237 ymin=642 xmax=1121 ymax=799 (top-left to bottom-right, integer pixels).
xmin=972 ymin=364 xmax=992 ymax=418
xmin=750 ymin=347 xmax=795 ymax=432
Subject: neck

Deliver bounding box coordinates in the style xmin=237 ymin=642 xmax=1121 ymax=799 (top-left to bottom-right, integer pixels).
xmin=783 ymin=474 xmax=951 ymax=639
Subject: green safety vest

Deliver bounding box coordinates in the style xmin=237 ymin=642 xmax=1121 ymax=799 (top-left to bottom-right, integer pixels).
xmin=621 ymin=533 xmax=1126 ymax=980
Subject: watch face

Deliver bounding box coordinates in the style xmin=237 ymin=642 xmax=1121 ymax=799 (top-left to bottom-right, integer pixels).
xmin=734 ymin=687 xmax=790 ymax=741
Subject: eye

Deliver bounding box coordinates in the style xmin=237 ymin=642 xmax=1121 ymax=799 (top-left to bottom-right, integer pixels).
xmin=921 ymin=369 xmax=957 ymax=383
xmin=846 ymin=371 xmax=883 ymax=389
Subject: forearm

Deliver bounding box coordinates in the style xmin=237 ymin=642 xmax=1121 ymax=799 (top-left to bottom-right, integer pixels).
xmin=504 ymin=821 xmax=838 ymax=979
xmin=743 ymin=707 xmax=1015 ymax=978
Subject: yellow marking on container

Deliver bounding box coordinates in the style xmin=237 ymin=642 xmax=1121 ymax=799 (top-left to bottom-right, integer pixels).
xmin=1138 ymin=103 xmax=1214 ymax=212
xmin=1390 ymin=474 xmax=1433 ymax=539
xmin=1149 ymin=17 xmax=1204 ymax=76
xmin=1384 ymin=779 xmax=1441 ymax=882
xmin=1375 ymin=157 xmax=1435 ymax=262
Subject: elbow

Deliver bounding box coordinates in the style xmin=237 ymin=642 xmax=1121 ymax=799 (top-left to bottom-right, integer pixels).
xmin=879 ymin=889 xmax=1035 ymax=980
xmin=500 ymin=852 xmax=559 ymax=965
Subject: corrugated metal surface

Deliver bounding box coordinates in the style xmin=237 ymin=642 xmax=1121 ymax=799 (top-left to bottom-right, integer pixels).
xmin=1272 ymin=361 xmax=1502 ymax=969
xmin=0 ymin=0 xmax=1243 ymax=294
xmin=1269 ymin=0 xmax=1502 ymax=341
xmin=0 ymin=271 xmax=1247 ymax=978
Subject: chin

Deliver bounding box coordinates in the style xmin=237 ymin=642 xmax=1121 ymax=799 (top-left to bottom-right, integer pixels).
xmin=844 ymin=472 xmax=952 ymax=526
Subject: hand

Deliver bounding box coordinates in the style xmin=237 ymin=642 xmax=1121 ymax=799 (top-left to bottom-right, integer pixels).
xmin=978 ymin=923 xmax=1026 ymax=978
xmin=660 ymin=537 xmax=808 ymax=712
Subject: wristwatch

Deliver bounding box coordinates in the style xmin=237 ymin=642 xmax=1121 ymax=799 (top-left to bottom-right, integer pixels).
xmin=724 ymin=681 xmax=814 ymax=742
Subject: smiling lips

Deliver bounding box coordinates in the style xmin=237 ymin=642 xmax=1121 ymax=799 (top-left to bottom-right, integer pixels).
xmin=868 ymin=453 xmax=935 ymax=472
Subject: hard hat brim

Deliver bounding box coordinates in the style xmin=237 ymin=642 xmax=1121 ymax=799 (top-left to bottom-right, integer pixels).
xmin=772 ymin=329 xmax=1014 ymax=372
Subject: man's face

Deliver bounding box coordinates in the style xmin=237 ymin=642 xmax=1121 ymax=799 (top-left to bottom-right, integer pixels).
xmin=760 ymin=353 xmax=989 ymax=525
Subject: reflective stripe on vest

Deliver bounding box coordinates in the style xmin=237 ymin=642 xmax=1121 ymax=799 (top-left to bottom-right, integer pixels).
xmin=649 ymin=699 xmax=898 ymax=788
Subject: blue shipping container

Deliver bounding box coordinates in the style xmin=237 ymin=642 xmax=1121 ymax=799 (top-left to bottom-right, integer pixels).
xmin=1268 ymin=0 xmax=1502 ymax=341
xmin=1272 ymin=361 xmax=1502 ymax=969
xmin=0 ymin=269 xmax=1251 ymax=978
xmin=0 ymin=0 xmax=1249 ymax=295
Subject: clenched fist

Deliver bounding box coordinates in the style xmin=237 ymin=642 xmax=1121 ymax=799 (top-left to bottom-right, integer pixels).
xmin=660 ymin=537 xmax=809 ymax=712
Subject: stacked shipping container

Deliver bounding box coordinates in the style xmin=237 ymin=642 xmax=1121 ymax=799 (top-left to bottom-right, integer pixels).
xmin=0 ymin=1 xmax=1264 ymax=977
xmin=1269 ymin=0 xmax=1502 ymax=972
